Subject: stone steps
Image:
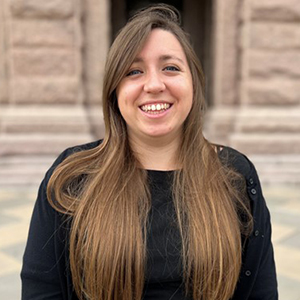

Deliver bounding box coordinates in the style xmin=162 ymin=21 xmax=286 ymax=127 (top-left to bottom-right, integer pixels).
xmin=0 ymin=105 xmax=98 ymax=186
xmin=0 ymin=133 xmax=94 ymax=156
xmin=0 ymin=105 xmax=93 ymax=134
xmin=0 ymin=155 xmax=56 ymax=187
xmin=1 ymin=154 xmax=299 ymax=187
xmin=234 ymin=108 xmax=300 ymax=134
xmin=229 ymin=108 xmax=300 ymax=155
xmin=230 ymin=133 xmax=300 ymax=154
xmin=250 ymin=155 xmax=300 ymax=185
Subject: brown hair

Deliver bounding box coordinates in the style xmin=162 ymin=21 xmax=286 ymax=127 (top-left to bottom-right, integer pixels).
xmin=47 ymin=4 xmax=252 ymax=300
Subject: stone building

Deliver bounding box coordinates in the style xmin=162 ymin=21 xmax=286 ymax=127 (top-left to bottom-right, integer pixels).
xmin=0 ymin=0 xmax=299 ymax=186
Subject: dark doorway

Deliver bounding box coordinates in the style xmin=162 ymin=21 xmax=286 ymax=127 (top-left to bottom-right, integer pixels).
xmin=110 ymin=0 xmax=213 ymax=105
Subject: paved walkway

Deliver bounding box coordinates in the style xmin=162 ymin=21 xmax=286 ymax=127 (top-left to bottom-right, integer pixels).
xmin=0 ymin=183 xmax=299 ymax=299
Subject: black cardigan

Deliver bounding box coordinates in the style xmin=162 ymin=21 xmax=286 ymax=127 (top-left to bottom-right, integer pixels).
xmin=21 ymin=140 xmax=278 ymax=299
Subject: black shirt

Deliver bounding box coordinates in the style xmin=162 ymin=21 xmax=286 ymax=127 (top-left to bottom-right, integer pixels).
xmin=21 ymin=140 xmax=278 ymax=299
xmin=144 ymin=170 xmax=186 ymax=299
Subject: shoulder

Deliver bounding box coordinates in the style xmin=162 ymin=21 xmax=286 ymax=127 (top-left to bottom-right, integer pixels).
xmin=21 ymin=142 xmax=103 ymax=298
xmin=52 ymin=139 xmax=102 ymax=167
xmin=221 ymin=148 xmax=278 ymax=298
xmin=218 ymin=146 xmax=257 ymax=184
xmin=218 ymin=146 xmax=265 ymax=212
xmin=35 ymin=139 xmax=102 ymax=220
xmin=45 ymin=139 xmax=102 ymax=179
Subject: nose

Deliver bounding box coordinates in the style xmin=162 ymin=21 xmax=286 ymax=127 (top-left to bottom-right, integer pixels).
xmin=143 ymin=71 xmax=165 ymax=94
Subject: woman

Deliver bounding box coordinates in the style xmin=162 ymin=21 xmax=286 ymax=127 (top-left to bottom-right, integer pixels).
xmin=21 ymin=4 xmax=278 ymax=300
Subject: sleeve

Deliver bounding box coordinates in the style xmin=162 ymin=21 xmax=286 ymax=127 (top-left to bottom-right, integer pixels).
xmin=248 ymin=205 xmax=278 ymax=299
xmin=246 ymin=163 xmax=278 ymax=300
xmin=236 ymin=159 xmax=278 ymax=300
xmin=21 ymin=152 xmax=72 ymax=300
xmin=21 ymin=140 xmax=101 ymax=299
xmin=226 ymin=148 xmax=278 ymax=300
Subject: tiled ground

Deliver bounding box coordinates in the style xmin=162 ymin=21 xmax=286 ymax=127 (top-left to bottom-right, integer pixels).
xmin=0 ymin=187 xmax=36 ymax=300
xmin=0 ymin=184 xmax=299 ymax=300
xmin=263 ymin=185 xmax=300 ymax=300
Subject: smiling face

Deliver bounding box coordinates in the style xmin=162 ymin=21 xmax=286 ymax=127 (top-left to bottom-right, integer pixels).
xmin=116 ymin=29 xmax=193 ymax=144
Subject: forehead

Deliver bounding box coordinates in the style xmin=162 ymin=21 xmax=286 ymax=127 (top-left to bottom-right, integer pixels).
xmin=134 ymin=28 xmax=188 ymax=62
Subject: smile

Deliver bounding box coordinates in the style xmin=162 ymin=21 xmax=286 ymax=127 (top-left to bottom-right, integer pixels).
xmin=140 ymin=103 xmax=171 ymax=114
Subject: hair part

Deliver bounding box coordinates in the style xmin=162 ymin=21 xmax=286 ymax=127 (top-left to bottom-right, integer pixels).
xmin=47 ymin=4 xmax=252 ymax=300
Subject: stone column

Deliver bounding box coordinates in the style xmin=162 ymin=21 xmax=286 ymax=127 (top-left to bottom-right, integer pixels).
xmin=204 ymin=0 xmax=242 ymax=145
xmin=9 ymin=0 xmax=83 ymax=105
xmin=205 ymin=0 xmax=300 ymax=184
xmin=230 ymin=0 xmax=300 ymax=155
xmin=0 ymin=0 xmax=8 ymax=106
xmin=81 ymin=0 xmax=110 ymax=138
xmin=0 ymin=0 xmax=94 ymax=156
xmin=206 ymin=0 xmax=300 ymax=155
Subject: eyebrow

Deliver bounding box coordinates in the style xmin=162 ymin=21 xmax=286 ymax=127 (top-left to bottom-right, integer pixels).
xmin=132 ymin=55 xmax=185 ymax=64
xmin=159 ymin=55 xmax=185 ymax=64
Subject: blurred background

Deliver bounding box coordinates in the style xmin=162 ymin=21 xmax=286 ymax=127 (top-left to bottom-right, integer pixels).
xmin=0 ymin=0 xmax=299 ymax=299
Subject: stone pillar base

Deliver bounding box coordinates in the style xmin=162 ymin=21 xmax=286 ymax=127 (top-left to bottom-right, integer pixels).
xmin=206 ymin=106 xmax=300 ymax=154
xmin=0 ymin=105 xmax=97 ymax=156
xmin=205 ymin=106 xmax=300 ymax=184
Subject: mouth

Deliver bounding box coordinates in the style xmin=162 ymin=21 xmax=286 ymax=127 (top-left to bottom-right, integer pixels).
xmin=139 ymin=103 xmax=172 ymax=114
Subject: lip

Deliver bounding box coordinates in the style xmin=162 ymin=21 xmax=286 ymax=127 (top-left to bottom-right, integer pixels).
xmin=139 ymin=103 xmax=173 ymax=119
xmin=139 ymin=100 xmax=172 ymax=106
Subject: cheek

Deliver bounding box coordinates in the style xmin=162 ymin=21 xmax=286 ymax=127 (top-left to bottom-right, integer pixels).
xmin=183 ymin=78 xmax=194 ymax=107
xmin=171 ymin=79 xmax=193 ymax=101
xmin=117 ymin=86 xmax=139 ymax=108
xmin=119 ymin=95 xmax=128 ymax=107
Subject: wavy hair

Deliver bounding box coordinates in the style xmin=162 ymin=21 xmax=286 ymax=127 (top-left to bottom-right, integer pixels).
xmin=47 ymin=4 xmax=252 ymax=300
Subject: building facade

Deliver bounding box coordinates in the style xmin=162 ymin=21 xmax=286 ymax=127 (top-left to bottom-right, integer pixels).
xmin=0 ymin=0 xmax=299 ymax=185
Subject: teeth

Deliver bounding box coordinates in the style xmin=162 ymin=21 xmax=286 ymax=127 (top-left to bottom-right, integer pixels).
xmin=141 ymin=103 xmax=170 ymax=112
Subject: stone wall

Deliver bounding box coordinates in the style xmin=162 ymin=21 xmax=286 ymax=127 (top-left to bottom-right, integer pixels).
xmin=208 ymin=0 xmax=300 ymax=156
xmin=230 ymin=0 xmax=300 ymax=155
xmin=0 ymin=0 xmax=299 ymax=184
xmin=8 ymin=0 xmax=83 ymax=105
xmin=0 ymin=0 xmax=109 ymax=159
xmin=81 ymin=0 xmax=109 ymax=138
xmin=243 ymin=0 xmax=300 ymax=107
xmin=0 ymin=0 xmax=8 ymax=105
xmin=0 ymin=0 xmax=110 ymax=185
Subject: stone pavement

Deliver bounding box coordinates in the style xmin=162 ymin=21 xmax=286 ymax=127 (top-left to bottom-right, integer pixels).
xmin=0 ymin=182 xmax=299 ymax=300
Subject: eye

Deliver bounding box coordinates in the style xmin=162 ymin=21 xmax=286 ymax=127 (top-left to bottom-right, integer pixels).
xmin=163 ymin=66 xmax=180 ymax=72
xmin=126 ymin=69 xmax=142 ymax=76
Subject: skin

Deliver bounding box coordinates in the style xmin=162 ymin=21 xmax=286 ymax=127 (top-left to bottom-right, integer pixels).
xmin=117 ymin=29 xmax=193 ymax=170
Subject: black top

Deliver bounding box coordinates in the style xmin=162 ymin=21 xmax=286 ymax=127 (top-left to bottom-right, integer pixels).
xmin=144 ymin=170 xmax=186 ymax=299
xmin=21 ymin=140 xmax=278 ymax=300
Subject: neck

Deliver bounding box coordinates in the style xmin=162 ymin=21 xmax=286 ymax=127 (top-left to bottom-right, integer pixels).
xmin=129 ymin=134 xmax=181 ymax=171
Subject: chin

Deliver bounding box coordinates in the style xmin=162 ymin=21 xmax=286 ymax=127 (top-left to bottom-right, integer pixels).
xmin=145 ymin=131 xmax=176 ymax=139
xmin=144 ymin=128 xmax=171 ymax=136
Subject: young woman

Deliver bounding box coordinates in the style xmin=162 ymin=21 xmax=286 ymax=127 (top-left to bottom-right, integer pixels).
xmin=21 ymin=4 xmax=278 ymax=300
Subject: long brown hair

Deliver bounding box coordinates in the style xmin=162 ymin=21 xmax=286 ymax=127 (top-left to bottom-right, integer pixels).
xmin=47 ymin=4 xmax=252 ymax=300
